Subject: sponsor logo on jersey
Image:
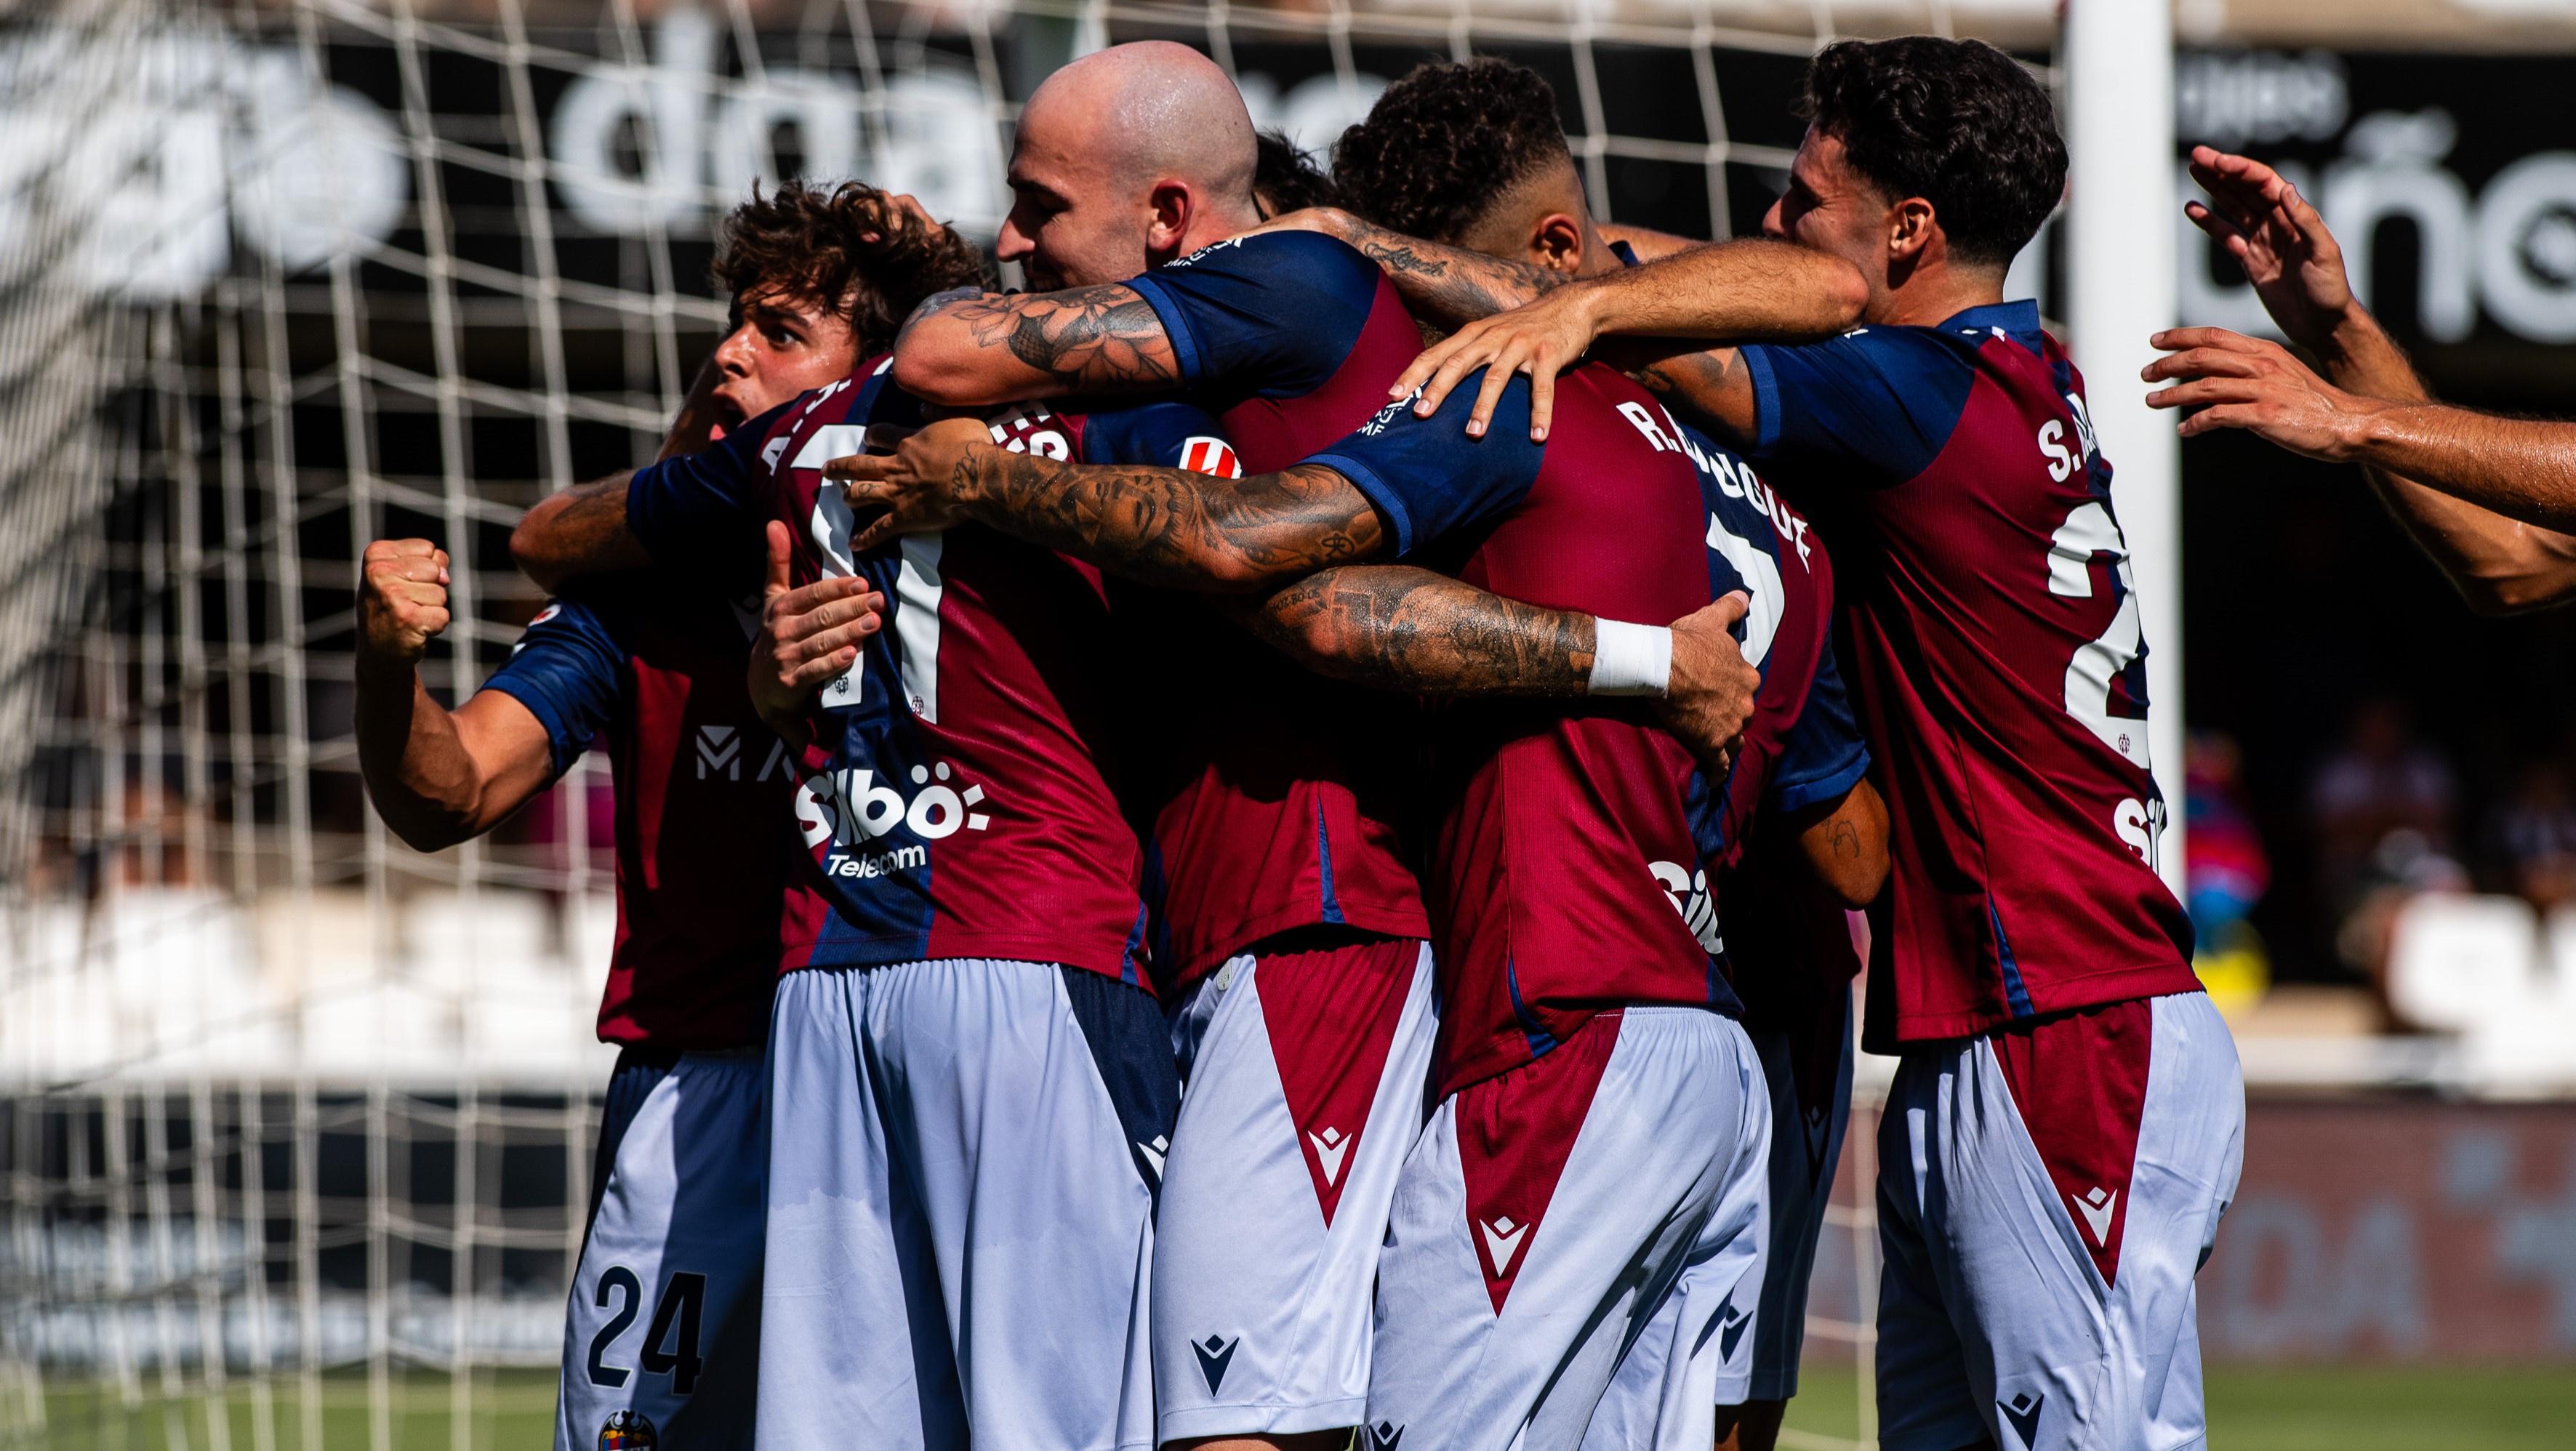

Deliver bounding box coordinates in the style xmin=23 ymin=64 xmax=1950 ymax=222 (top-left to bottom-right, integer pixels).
xmin=694 ymin=724 xmax=742 ymax=779
xmin=598 ymin=1410 xmax=657 ymax=1451
xmin=794 ymin=760 xmax=992 ymax=877
xmin=1648 ymin=861 xmax=1724 ymax=955
xmin=1179 ymin=435 xmax=1240 ymax=478
xmin=1998 ymin=1390 xmax=2045 ymax=1449
xmin=1190 ymin=1333 xmax=1238 ymax=1394
xmin=1357 ymin=390 xmax=1420 ymax=436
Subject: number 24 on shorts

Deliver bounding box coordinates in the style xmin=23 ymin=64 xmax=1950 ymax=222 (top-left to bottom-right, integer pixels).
xmin=587 ymin=1266 xmax=708 ymax=1394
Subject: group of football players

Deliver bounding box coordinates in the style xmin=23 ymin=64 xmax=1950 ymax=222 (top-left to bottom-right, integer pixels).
xmin=354 ymin=31 xmax=2247 ymax=1451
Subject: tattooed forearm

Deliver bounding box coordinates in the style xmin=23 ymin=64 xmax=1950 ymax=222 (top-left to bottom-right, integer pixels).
xmin=1336 ymin=216 xmax=1568 ymax=326
xmin=510 ymin=473 xmax=649 ymax=592
xmin=954 ymin=285 xmax=1178 ymax=390
xmin=952 ymin=451 xmax=1387 ymax=592
xmin=1227 ymin=565 xmax=1597 ymax=695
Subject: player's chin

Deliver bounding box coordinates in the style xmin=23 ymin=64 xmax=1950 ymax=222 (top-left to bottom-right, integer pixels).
xmin=707 ymin=387 xmax=754 ymax=429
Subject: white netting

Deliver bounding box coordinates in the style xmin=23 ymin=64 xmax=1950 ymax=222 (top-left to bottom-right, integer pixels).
xmin=0 ymin=2 xmax=2055 ymax=1444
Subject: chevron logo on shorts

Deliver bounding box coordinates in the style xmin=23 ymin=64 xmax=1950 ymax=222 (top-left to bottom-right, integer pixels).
xmin=1191 ymin=1334 xmax=1237 ymax=1394
xmin=1717 ymin=1295 xmax=1751 ymax=1362
xmin=1479 ymin=1215 xmax=1530 ymax=1277
xmin=1365 ymin=1420 xmax=1405 ymax=1451
xmin=1999 ymin=1390 xmax=2045 ymax=1449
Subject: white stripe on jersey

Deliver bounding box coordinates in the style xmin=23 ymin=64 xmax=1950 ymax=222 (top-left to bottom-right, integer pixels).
xmin=895 ymin=533 xmax=946 ymax=723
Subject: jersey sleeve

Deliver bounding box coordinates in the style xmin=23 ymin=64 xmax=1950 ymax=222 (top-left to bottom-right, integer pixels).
xmin=1122 ymin=232 xmax=1386 ymax=398
xmin=1765 ymin=635 xmax=1871 ymax=815
xmin=623 ymin=398 xmax=796 ymax=584
xmin=1303 ymin=377 xmax=1546 ymax=558
xmin=1078 ymin=400 xmax=1240 ymax=475
xmin=1736 ymin=329 xmax=1978 ymax=486
xmin=477 ymin=598 xmax=625 ymax=780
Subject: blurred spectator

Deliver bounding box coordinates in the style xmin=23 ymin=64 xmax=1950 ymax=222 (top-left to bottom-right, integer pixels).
xmin=2487 ymin=757 xmax=2576 ymax=912
xmin=2311 ymin=696 xmax=2457 ymax=908
xmin=2187 ymin=731 xmax=2271 ymax=1016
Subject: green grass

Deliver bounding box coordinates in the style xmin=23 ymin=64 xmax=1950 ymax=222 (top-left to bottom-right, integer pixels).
xmin=9 ymin=1370 xmax=556 ymax=1451
xmin=1780 ymin=1365 xmax=2576 ymax=1450
xmin=16 ymin=1364 xmax=2576 ymax=1450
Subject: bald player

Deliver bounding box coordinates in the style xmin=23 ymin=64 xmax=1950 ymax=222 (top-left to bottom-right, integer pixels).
xmin=887 ymin=41 xmax=1863 ymax=1451
xmin=884 ymin=42 xmax=1843 ymax=1451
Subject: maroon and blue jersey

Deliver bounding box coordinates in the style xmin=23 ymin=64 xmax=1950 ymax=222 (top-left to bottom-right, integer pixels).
xmin=1119 ymin=231 xmax=1434 ymax=984
xmin=1304 ymin=366 xmax=1866 ymax=1097
xmin=626 ymin=358 xmax=1231 ymax=988
xmin=1738 ymin=300 xmax=2197 ymax=1050
xmin=479 ymin=574 xmax=791 ymax=1050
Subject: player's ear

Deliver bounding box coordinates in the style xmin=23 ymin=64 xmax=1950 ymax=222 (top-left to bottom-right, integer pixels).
xmin=1888 ymin=197 xmax=1938 ymax=264
xmin=1530 ymin=212 xmax=1586 ymax=275
xmin=1144 ymin=180 xmax=1194 ymax=257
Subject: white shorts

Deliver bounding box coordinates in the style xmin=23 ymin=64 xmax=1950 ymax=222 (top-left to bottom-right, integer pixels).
xmin=758 ymin=960 xmax=1174 ymax=1451
xmin=1877 ymin=991 xmax=2244 ymax=1451
xmin=1154 ymin=934 xmax=1436 ymax=1442
xmin=1363 ymin=1007 xmax=1770 ymax=1451
xmin=555 ymin=1047 xmax=766 ymax=1451
xmin=1746 ymin=989 xmax=1854 ymax=1401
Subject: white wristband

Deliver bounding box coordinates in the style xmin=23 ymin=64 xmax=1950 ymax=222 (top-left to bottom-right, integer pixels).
xmin=1586 ymin=619 xmax=1672 ymax=697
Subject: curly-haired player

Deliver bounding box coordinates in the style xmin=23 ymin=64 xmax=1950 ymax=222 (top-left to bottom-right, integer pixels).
xmin=362 ymin=180 xmax=980 ymax=1451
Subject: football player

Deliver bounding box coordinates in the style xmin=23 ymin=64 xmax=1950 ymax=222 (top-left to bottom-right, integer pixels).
xmin=879 ymin=41 xmax=1866 ymax=1451
xmin=358 ymin=179 xmax=971 ymax=1451
xmin=1387 ymin=37 xmax=2245 ymax=1451
xmin=1328 ymin=57 xmax=1887 ymax=1451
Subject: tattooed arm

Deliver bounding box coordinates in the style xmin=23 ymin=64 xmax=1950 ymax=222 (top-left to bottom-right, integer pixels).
xmin=891 ymin=284 xmax=1181 ymax=406
xmin=1787 ymin=777 xmax=1890 ymax=909
xmin=835 ymin=417 xmax=1385 ymax=592
xmin=1249 ymin=207 xmax=1570 ymax=327
xmin=1224 ymin=568 xmax=1764 ymax=764
xmin=511 ymin=474 xmax=649 ymax=592
xmin=1220 ymin=566 xmax=1597 ymax=694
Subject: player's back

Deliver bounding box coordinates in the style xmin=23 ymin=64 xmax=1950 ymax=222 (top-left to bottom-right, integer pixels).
xmin=1741 ymin=300 xmax=2196 ymax=1047
xmin=1311 ymin=366 xmax=1826 ymax=1095
xmin=482 ymin=574 xmax=790 ymax=1049
xmin=1120 ymin=231 xmax=1437 ymax=986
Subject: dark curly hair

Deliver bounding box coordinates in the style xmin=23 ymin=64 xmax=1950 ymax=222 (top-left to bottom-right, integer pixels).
xmin=1800 ymin=36 xmax=2066 ymax=268
xmin=1253 ymin=129 xmax=1339 ymax=218
xmin=711 ymin=180 xmax=992 ymax=355
xmin=1331 ymin=58 xmax=1570 ymax=243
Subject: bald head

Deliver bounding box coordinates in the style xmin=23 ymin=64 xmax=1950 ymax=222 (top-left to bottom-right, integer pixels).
xmin=1001 ymin=41 xmax=1264 ymax=289
xmin=1031 ymin=41 xmax=1257 ymax=198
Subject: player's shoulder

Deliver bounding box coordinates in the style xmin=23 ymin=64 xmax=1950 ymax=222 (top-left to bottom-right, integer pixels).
xmin=1157 ymin=228 xmax=1380 ymax=300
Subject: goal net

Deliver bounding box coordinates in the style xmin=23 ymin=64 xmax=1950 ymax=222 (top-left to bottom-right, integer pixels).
xmin=0 ymin=3 xmax=2051 ymax=1445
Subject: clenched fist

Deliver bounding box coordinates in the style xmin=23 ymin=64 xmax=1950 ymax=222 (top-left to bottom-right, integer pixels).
xmin=361 ymin=538 xmax=452 ymax=669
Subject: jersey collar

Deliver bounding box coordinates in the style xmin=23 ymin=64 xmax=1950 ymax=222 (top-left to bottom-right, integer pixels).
xmin=1936 ymin=298 xmax=2046 ymax=355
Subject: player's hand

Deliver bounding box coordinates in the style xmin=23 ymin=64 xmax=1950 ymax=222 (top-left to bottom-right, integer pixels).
xmin=827 ymin=417 xmax=995 ymax=552
xmin=1653 ymin=592 xmax=1760 ymax=776
xmin=2143 ymin=326 xmax=2385 ymax=459
xmin=2183 ymin=146 xmax=2358 ymax=349
xmin=358 ymin=538 xmax=452 ymax=670
xmin=748 ymin=520 xmax=884 ymax=744
xmin=1389 ymin=281 xmax=1605 ymax=443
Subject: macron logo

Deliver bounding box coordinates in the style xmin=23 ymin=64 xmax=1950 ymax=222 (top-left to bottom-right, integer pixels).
xmin=1309 ymin=1127 xmax=1351 ymax=1187
xmin=1480 ymin=1216 xmax=1530 ymax=1277
xmin=2072 ymin=1186 xmax=2117 ymax=1246
xmin=695 ymin=725 xmax=741 ymax=780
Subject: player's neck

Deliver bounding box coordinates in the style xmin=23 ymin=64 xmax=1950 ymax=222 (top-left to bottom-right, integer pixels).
xmin=1867 ymin=259 xmax=2005 ymax=329
xmin=1168 ymin=201 xmax=1267 ymax=262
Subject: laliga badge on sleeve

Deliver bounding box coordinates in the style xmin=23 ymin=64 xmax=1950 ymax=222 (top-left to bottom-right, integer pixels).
xmin=598 ymin=1410 xmax=657 ymax=1451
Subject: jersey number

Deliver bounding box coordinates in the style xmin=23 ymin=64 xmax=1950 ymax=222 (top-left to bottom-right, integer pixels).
xmin=2045 ymin=501 xmax=2150 ymax=770
xmin=587 ymin=1266 xmax=707 ymax=1394
xmin=1701 ymin=511 xmax=1783 ymax=668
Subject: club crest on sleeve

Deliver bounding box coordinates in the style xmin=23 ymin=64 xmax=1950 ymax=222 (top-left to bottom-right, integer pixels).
xmin=1179 ymin=435 xmax=1241 ymax=478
